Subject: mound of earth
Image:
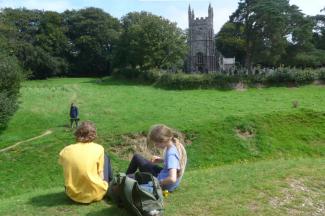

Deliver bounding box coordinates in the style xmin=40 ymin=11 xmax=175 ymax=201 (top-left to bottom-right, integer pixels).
xmin=109 ymin=130 xmax=193 ymax=160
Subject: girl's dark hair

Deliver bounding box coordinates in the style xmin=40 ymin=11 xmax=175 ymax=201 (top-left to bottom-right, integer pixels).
xmin=74 ymin=121 xmax=97 ymax=143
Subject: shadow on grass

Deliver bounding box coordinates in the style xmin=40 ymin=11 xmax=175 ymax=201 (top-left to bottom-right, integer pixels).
xmin=82 ymin=77 xmax=151 ymax=88
xmin=28 ymin=192 xmax=131 ymax=215
xmin=85 ymin=206 xmax=130 ymax=216
xmin=29 ymin=191 xmax=77 ymax=207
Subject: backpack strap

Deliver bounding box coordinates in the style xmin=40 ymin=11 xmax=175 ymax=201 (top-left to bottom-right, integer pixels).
xmin=123 ymin=175 xmax=142 ymax=216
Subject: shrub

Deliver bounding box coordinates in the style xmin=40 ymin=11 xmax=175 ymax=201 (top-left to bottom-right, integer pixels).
xmin=113 ymin=67 xmax=324 ymax=89
xmin=0 ymin=52 xmax=24 ymax=129
xmin=318 ymin=68 xmax=325 ymax=81
xmin=156 ymin=73 xmax=244 ymax=90
xmin=266 ymin=68 xmax=295 ymax=84
xmin=112 ymin=68 xmax=161 ymax=84
xmin=293 ymin=69 xmax=317 ymax=84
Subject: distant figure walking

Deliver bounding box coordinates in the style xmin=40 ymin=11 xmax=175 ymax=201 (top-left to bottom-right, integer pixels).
xmin=70 ymin=103 xmax=79 ymax=128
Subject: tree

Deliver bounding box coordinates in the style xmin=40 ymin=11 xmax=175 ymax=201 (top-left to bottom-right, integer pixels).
xmin=230 ymin=0 xmax=291 ymax=68
xmin=115 ymin=12 xmax=187 ymax=70
xmin=0 ymin=37 xmax=23 ymax=129
xmin=284 ymin=6 xmax=324 ymax=67
xmin=0 ymin=8 xmax=69 ymax=78
xmin=312 ymin=7 xmax=325 ymax=50
xmin=215 ymin=22 xmax=246 ymax=65
xmin=63 ymin=8 xmax=120 ymax=76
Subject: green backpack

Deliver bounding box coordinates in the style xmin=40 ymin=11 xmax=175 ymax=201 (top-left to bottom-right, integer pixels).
xmin=108 ymin=172 xmax=164 ymax=216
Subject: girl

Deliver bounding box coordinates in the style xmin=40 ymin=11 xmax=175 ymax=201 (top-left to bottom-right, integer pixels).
xmin=59 ymin=121 xmax=113 ymax=203
xmin=126 ymin=124 xmax=187 ymax=192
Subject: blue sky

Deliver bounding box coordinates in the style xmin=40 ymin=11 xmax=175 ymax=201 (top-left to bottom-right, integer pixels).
xmin=1 ymin=0 xmax=324 ymax=32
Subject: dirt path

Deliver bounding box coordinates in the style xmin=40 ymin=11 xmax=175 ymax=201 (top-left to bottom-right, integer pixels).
xmin=0 ymin=130 xmax=53 ymax=153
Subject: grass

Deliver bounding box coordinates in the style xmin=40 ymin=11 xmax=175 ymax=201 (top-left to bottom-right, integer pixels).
xmin=0 ymin=77 xmax=324 ymax=215
xmin=0 ymin=158 xmax=324 ymax=216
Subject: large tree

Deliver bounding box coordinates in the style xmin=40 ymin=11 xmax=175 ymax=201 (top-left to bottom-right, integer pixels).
xmin=284 ymin=6 xmax=325 ymax=67
xmin=229 ymin=0 xmax=291 ymax=68
xmin=312 ymin=7 xmax=325 ymax=50
xmin=0 ymin=36 xmax=23 ymax=129
xmin=0 ymin=8 xmax=70 ymax=78
xmin=63 ymin=8 xmax=120 ymax=76
xmin=115 ymin=12 xmax=187 ymax=70
xmin=215 ymin=22 xmax=246 ymax=65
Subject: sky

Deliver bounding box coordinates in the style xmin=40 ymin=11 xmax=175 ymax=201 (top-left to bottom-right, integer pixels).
xmin=1 ymin=0 xmax=324 ymax=32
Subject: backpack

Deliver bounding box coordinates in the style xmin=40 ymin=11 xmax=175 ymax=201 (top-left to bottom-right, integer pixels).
xmin=108 ymin=172 xmax=164 ymax=216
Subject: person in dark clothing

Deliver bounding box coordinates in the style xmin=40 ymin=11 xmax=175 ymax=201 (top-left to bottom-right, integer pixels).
xmin=70 ymin=103 xmax=79 ymax=128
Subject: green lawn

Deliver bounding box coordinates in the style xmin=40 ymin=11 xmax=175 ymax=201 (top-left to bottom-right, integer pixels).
xmin=0 ymin=78 xmax=324 ymax=215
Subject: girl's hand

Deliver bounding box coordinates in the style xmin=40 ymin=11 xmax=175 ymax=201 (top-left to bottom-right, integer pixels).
xmin=151 ymin=155 xmax=162 ymax=163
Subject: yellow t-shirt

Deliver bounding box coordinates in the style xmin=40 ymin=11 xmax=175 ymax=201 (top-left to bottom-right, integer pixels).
xmin=59 ymin=142 xmax=109 ymax=203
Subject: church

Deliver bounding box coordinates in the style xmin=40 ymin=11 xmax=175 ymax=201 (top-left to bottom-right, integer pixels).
xmin=186 ymin=4 xmax=235 ymax=73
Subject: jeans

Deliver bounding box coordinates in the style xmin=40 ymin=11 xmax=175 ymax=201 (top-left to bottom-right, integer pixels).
xmin=126 ymin=154 xmax=162 ymax=177
xmin=104 ymin=154 xmax=113 ymax=182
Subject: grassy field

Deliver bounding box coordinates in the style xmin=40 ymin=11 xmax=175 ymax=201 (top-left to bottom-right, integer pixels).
xmin=0 ymin=78 xmax=324 ymax=215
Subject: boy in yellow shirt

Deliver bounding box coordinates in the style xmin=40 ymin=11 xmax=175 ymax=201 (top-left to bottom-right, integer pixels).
xmin=59 ymin=121 xmax=112 ymax=203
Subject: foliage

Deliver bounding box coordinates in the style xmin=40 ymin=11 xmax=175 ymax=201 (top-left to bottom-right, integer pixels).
xmin=63 ymin=8 xmax=121 ymax=76
xmin=0 ymin=8 xmax=69 ymax=78
xmin=215 ymin=22 xmax=246 ymax=64
xmin=312 ymin=12 xmax=325 ymax=50
xmin=0 ymin=7 xmax=120 ymax=78
xmin=229 ymin=0 xmax=291 ymax=67
xmin=114 ymin=12 xmax=187 ymax=70
xmin=113 ymin=67 xmax=325 ymax=90
xmin=0 ymin=50 xmax=23 ymax=129
xmin=221 ymin=0 xmax=322 ymax=68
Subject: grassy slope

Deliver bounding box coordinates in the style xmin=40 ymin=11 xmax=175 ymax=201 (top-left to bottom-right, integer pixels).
xmin=0 ymin=78 xmax=324 ymax=215
xmin=0 ymin=158 xmax=324 ymax=216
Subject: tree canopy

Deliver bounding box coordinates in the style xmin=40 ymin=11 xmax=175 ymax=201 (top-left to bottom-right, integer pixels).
xmin=0 ymin=4 xmax=324 ymax=80
xmin=216 ymin=0 xmax=325 ymax=68
xmin=114 ymin=12 xmax=187 ymax=70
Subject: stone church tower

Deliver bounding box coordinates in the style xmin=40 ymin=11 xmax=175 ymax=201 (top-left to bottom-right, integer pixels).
xmin=187 ymin=4 xmax=217 ymax=72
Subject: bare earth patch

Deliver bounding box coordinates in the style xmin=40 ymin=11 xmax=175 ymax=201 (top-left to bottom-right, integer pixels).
xmin=0 ymin=130 xmax=53 ymax=153
xmin=235 ymin=82 xmax=247 ymax=92
xmin=109 ymin=130 xmax=193 ymax=160
xmin=269 ymin=178 xmax=325 ymax=216
xmin=235 ymin=128 xmax=255 ymax=139
xmin=313 ymin=80 xmax=325 ymax=86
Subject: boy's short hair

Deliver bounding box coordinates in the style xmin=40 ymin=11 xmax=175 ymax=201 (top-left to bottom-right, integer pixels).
xmin=74 ymin=121 xmax=97 ymax=143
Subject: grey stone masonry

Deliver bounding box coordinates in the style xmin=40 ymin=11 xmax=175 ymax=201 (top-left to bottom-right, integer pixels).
xmin=187 ymin=4 xmax=217 ymax=73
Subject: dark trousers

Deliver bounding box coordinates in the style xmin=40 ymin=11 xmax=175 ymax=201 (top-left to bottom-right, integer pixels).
xmin=70 ymin=118 xmax=79 ymax=128
xmin=104 ymin=154 xmax=113 ymax=182
xmin=126 ymin=154 xmax=162 ymax=177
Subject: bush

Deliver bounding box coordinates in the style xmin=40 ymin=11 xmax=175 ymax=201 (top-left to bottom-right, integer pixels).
xmin=266 ymin=68 xmax=295 ymax=84
xmin=318 ymin=68 xmax=325 ymax=81
xmin=113 ymin=67 xmax=324 ymax=90
xmin=157 ymin=73 xmax=240 ymax=90
xmin=293 ymin=69 xmax=317 ymax=84
xmin=112 ymin=68 xmax=160 ymax=83
xmin=0 ymin=52 xmax=24 ymax=129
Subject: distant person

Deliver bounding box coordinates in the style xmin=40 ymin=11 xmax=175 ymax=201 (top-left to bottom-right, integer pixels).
xmin=59 ymin=121 xmax=113 ymax=203
xmin=69 ymin=103 xmax=79 ymax=128
xmin=126 ymin=124 xmax=187 ymax=192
